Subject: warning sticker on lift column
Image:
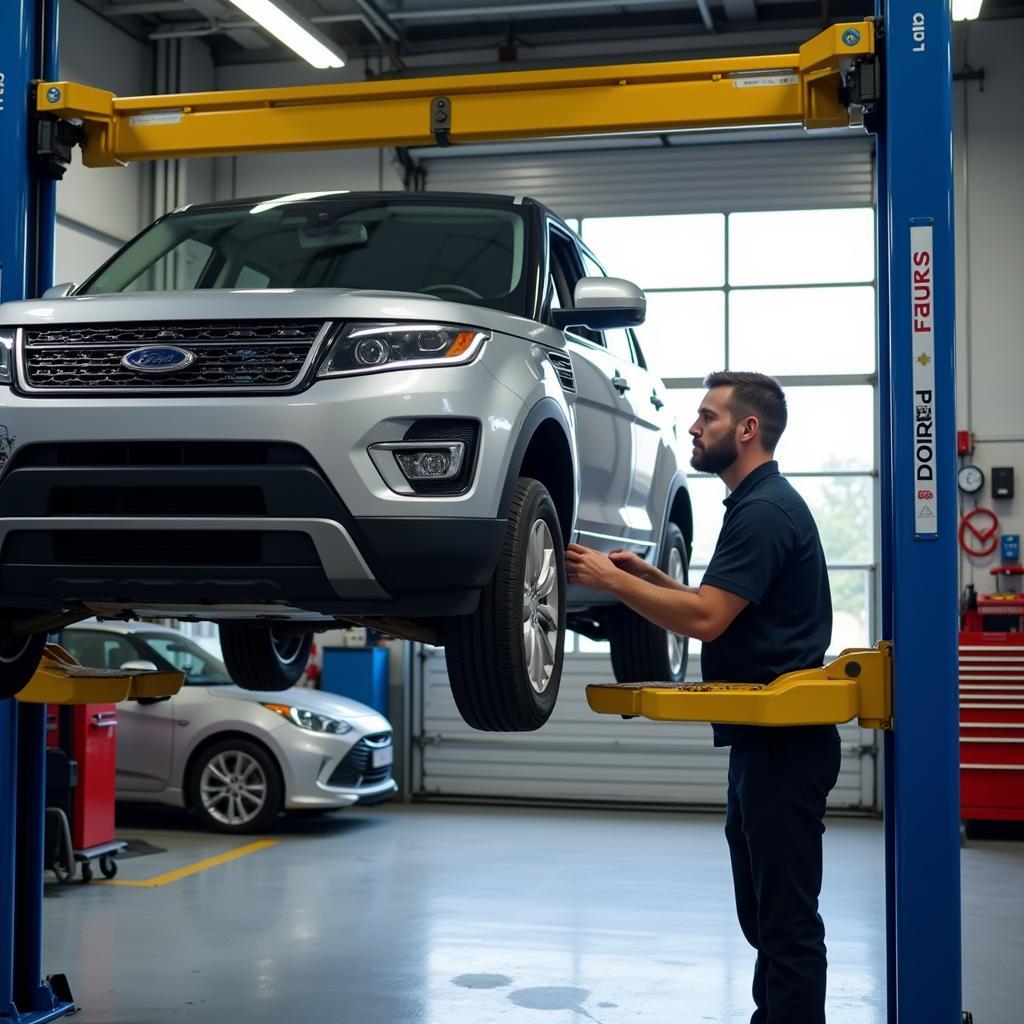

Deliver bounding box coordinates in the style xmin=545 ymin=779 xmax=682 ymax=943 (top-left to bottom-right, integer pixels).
xmin=911 ymin=223 xmax=937 ymax=538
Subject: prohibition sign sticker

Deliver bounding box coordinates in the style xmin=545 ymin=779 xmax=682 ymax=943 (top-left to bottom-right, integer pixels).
xmin=959 ymin=507 xmax=1000 ymax=557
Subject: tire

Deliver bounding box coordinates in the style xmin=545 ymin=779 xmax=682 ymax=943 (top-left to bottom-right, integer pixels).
xmin=219 ymin=624 xmax=312 ymax=692
xmin=0 ymin=631 xmax=47 ymax=701
xmin=444 ymin=477 xmax=566 ymax=732
xmin=188 ymin=737 xmax=284 ymax=834
xmin=99 ymin=856 xmax=118 ymax=879
xmin=607 ymin=523 xmax=689 ymax=684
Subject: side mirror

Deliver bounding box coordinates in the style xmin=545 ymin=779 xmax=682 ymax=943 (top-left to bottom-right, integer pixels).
xmin=41 ymin=282 xmax=76 ymax=299
xmin=551 ymin=277 xmax=646 ymax=331
xmin=120 ymin=660 xmax=160 ymax=673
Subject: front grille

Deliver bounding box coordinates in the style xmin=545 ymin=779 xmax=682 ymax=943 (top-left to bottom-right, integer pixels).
xmin=49 ymin=486 xmax=266 ymax=516
xmin=328 ymin=734 xmax=393 ymax=788
xmin=20 ymin=320 xmax=327 ymax=392
xmin=547 ymin=350 xmax=575 ymax=392
xmin=7 ymin=441 xmax=315 ymax=471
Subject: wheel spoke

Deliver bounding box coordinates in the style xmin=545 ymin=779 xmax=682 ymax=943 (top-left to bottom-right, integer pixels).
xmin=538 ymin=626 xmax=555 ymax=671
xmin=536 ymin=547 xmax=556 ymax=598
xmin=537 ymin=604 xmax=558 ymax=632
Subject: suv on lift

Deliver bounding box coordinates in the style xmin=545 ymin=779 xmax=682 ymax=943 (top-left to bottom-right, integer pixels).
xmin=0 ymin=192 xmax=692 ymax=731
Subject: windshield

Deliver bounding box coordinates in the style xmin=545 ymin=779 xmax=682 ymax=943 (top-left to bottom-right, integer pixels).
xmin=140 ymin=634 xmax=234 ymax=686
xmin=79 ymin=194 xmax=530 ymax=315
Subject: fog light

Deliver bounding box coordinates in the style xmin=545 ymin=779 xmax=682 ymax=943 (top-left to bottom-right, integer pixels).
xmin=394 ymin=443 xmax=464 ymax=481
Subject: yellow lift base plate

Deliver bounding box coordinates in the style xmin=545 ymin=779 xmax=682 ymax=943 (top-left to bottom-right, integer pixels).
xmin=15 ymin=644 xmax=185 ymax=705
xmin=587 ymin=642 xmax=893 ymax=731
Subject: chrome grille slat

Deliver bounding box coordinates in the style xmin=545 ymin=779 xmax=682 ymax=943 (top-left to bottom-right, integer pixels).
xmin=20 ymin=320 xmax=328 ymax=393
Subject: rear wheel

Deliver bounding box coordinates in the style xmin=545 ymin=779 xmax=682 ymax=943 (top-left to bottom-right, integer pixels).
xmin=219 ymin=624 xmax=312 ymax=692
xmin=0 ymin=631 xmax=47 ymax=700
xmin=607 ymin=523 xmax=689 ymax=684
xmin=444 ymin=478 xmax=566 ymax=731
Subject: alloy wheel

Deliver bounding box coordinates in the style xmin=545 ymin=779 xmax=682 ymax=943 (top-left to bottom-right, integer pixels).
xmin=199 ymin=750 xmax=268 ymax=827
xmin=666 ymin=545 xmax=687 ymax=677
xmin=522 ymin=519 xmax=560 ymax=695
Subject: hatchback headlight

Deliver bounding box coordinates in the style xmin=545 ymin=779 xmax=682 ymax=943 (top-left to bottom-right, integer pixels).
xmin=318 ymin=323 xmax=488 ymax=378
xmin=0 ymin=333 xmax=13 ymax=385
xmin=263 ymin=704 xmax=354 ymax=735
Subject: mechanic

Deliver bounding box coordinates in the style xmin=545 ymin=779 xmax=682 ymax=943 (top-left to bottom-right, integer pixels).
xmin=565 ymin=371 xmax=839 ymax=1024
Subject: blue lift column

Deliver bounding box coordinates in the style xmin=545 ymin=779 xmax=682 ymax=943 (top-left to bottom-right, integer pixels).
xmin=0 ymin=1 xmax=73 ymax=1022
xmin=879 ymin=0 xmax=963 ymax=1020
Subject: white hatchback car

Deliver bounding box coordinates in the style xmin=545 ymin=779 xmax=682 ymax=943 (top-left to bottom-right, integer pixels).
xmin=58 ymin=622 xmax=397 ymax=833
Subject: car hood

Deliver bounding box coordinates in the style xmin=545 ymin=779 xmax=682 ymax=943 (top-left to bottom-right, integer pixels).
xmin=0 ymin=289 xmax=540 ymax=341
xmin=207 ymin=684 xmax=386 ymax=722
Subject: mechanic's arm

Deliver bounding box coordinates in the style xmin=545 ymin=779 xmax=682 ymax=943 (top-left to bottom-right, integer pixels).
xmin=565 ymin=544 xmax=748 ymax=643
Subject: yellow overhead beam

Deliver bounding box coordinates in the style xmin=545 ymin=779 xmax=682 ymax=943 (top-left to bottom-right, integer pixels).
xmin=586 ymin=642 xmax=893 ymax=731
xmin=36 ymin=20 xmax=874 ymax=168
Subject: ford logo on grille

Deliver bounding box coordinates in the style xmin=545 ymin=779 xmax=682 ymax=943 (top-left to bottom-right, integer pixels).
xmin=121 ymin=345 xmax=195 ymax=374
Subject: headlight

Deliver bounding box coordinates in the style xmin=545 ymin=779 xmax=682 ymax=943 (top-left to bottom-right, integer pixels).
xmin=0 ymin=333 xmax=13 ymax=385
xmin=317 ymin=323 xmax=488 ymax=378
xmin=263 ymin=704 xmax=354 ymax=735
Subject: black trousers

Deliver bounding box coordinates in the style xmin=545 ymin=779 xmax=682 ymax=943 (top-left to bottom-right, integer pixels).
xmin=725 ymin=726 xmax=842 ymax=1024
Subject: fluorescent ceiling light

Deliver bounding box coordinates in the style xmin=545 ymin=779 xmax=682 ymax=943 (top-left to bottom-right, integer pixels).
xmin=952 ymin=0 xmax=983 ymax=20
xmin=225 ymin=0 xmax=347 ymax=68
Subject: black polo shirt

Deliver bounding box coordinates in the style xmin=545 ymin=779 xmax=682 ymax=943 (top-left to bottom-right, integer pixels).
xmin=700 ymin=461 xmax=832 ymax=746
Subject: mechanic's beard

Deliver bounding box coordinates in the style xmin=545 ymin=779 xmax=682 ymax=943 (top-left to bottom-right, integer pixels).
xmin=690 ymin=434 xmax=739 ymax=474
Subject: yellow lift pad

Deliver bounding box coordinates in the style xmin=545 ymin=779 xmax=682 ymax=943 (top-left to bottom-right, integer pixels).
xmin=587 ymin=642 xmax=893 ymax=731
xmin=16 ymin=644 xmax=184 ymax=705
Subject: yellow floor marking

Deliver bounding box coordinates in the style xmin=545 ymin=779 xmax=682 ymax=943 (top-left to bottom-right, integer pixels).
xmin=100 ymin=839 xmax=278 ymax=888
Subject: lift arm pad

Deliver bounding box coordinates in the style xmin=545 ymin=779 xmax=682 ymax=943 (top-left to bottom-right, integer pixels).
xmin=16 ymin=644 xmax=185 ymax=705
xmin=586 ymin=642 xmax=893 ymax=730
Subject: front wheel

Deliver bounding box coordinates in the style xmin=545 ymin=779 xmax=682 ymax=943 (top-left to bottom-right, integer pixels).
xmin=444 ymin=478 xmax=566 ymax=731
xmin=0 ymin=631 xmax=47 ymax=701
xmin=219 ymin=624 xmax=312 ymax=692
xmin=607 ymin=523 xmax=689 ymax=684
xmin=189 ymin=738 xmax=284 ymax=833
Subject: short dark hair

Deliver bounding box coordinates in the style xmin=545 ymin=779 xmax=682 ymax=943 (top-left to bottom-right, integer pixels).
xmin=703 ymin=371 xmax=788 ymax=452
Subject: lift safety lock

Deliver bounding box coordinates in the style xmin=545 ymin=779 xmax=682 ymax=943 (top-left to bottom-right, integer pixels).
xmin=586 ymin=641 xmax=893 ymax=731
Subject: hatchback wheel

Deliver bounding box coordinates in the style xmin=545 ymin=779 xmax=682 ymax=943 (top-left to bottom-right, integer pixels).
xmin=0 ymin=630 xmax=47 ymax=701
xmin=189 ymin=738 xmax=283 ymax=833
xmin=219 ymin=624 xmax=312 ymax=692
xmin=607 ymin=523 xmax=689 ymax=683
xmin=445 ymin=477 xmax=566 ymax=731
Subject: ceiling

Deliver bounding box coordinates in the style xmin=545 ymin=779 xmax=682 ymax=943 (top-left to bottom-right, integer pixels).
xmin=87 ymin=0 xmax=1024 ymax=72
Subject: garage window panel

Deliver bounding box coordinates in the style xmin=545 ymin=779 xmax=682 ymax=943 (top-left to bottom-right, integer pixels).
xmin=639 ymin=290 xmax=726 ymax=380
xmin=580 ymin=213 xmax=726 ymax=289
xmin=728 ymin=209 xmax=876 ymax=286
xmin=729 ymin=285 xmax=876 ymax=376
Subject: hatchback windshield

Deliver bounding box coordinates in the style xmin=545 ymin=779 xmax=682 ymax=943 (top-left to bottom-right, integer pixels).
xmin=140 ymin=634 xmax=233 ymax=686
xmin=79 ymin=194 xmax=529 ymax=315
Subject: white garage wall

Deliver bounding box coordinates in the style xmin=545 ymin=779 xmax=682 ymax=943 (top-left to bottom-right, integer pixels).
xmin=55 ymin=1 xmax=152 ymax=285
xmin=953 ymin=19 xmax=1024 ymax=582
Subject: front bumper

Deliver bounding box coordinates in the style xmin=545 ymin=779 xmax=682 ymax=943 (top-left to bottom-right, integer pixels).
xmin=282 ymin=729 xmax=397 ymax=810
xmin=0 ymin=363 xmax=519 ymax=617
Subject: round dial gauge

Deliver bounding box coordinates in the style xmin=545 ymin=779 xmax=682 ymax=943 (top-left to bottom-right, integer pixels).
xmin=958 ymin=465 xmax=985 ymax=495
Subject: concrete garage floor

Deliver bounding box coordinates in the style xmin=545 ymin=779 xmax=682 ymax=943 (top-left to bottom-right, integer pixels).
xmin=41 ymin=804 xmax=1021 ymax=1024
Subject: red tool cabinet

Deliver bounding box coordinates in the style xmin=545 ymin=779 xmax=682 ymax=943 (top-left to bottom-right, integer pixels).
xmin=959 ymin=631 xmax=1024 ymax=821
xmin=70 ymin=704 xmax=119 ymax=851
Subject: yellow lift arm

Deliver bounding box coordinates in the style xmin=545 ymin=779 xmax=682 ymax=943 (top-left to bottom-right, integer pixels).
xmin=36 ymin=21 xmax=874 ymax=168
xmin=587 ymin=642 xmax=893 ymax=731
xmin=15 ymin=644 xmax=184 ymax=705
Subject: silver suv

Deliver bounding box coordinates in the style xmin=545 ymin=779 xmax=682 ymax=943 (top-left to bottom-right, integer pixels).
xmin=0 ymin=192 xmax=692 ymax=731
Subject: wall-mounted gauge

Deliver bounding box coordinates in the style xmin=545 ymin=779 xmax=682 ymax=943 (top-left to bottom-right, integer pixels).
xmin=957 ymin=464 xmax=985 ymax=495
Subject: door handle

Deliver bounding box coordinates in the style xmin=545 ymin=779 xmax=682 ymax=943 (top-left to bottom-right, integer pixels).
xmin=650 ymin=391 xmax=664 ymax=411
xmin=611 ymin=373 xmax=630 ymax=394
xmin=91 ymin=712 xmax=118 ymax=729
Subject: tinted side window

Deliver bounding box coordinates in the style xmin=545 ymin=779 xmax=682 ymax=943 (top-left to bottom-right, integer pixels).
xmin=549 ymin=229 xmax=602 ymax=345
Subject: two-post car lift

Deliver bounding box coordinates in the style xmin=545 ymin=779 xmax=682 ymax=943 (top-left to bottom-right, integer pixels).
xmin=0 ymin=0 xmax=963 ymax=1020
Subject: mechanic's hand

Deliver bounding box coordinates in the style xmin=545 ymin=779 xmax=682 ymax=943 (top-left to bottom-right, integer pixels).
xmin=565 ymin=543 xmax=622 ymax=592
xmin=608 ymin=549 xmax=652 ymax=581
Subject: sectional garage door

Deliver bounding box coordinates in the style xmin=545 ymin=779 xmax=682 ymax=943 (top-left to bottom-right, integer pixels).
xmin=408 ymin=133 xmax=879 ymax=811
